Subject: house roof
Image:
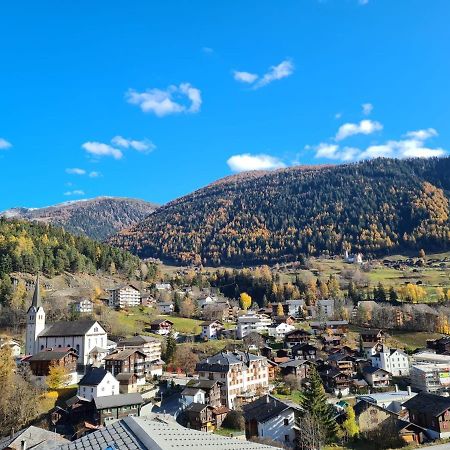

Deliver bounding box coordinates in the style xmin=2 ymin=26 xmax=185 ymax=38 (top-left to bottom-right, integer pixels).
xmin=285 ymin=329 xmax=311 ymax=337
xmin=59 ymin=414 xmax=276 ymax=450
xmin=186 ymin=379 xmax=220 ymax=390
xmin=362 ymin=366 xmax=390 ymax=375
xmin=403 ymin=392 xmax=450 ymax=417
xmin=31 ymin=273 xmax=43 ymax=309
xmin=243 ymin=395 xmax=301 ymax=423
xmin=354 ymin=399 xmax=399 ymax=418
xmin=118 ymin=335 xmax=160 ymax=346
xmin=116 ymin=372 xmax=138 ymax=382
xmin=181 ymin=387 xmax=205 ymax=397
xmin=201 ymin=320 xmax=223 ymax=326
xmin=104 ymin=348 xmax=146 ymax=361
xmin=78 ymin=367 xmax=110 ymax=386
xmin=0 ymin=425 xmax=68 ymax=450
xmin=39 ymin=320 xmax=101 ymax=337
xmin=151 ymin=319 xmax=174 ymax=326
xmin=93 ymin=393 xmax=144 ymax=410
xmin=279 ymin=359 xmax=308 ymax=368
xmin=27 ymin=347 xmax=77 ymax=362
xmin=196 ymin=351 xmax=264 ymax=372
xmin=185 ymin=402 xmax=212 ymax=413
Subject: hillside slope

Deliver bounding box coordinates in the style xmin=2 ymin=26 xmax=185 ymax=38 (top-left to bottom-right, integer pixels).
xmin=110 ymin=157 xmax=450 ymax=266
xmin=1 ymin=197 xmax=157 ymax=241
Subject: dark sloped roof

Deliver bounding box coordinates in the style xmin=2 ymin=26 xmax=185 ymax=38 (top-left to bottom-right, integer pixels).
xmin=118 ymin=335 xmax=160 ymax=346
xmin=104 ymin=348 xmax=146 ymax=361
xmin=243 ymin=395 xmax=300 ymax=423
xmin=186 ymin=379 xmax=220 ymax=390
xmin=196 ymin=351 xmax=264 ymax=372
xmin=403 ymin=392 xmax=450 ymax=417
xmin=27 ymin=348 xmax=77 ymax=361
xmin=185 ymin=402 xmax=211 ymax=413
xmin=94 ymin=393 xmax=144 ymax=410
xmin=39 ymin=320 xmax=100 ymax=337
xmin=362 ymin=366 xmax=390 ymax=375
xmin=78 ymin=367 xmax=109 ymax=386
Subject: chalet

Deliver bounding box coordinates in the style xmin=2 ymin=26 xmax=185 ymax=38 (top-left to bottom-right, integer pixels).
xmin=354 ymin=399 xmax=399 ymax=434
xmin=116 ymin=372 xmax=139 ymax=393
xmin=320 ymin=367 xmax=351 ymax=396
xmin=103 ymin=348 xmax=146 ymax=384
xmin=27 ymin=347 xmax=78 ymax=384
xmin=200 ymin=320 xmax=224 ymax=340
xmin=72 ymin=299 xmax=93 ymax=314
xmin=267 ymin=360 xmax=280 ymax=381
xmin=284 ymin=329 xmax=311 ymax=347
xmin=327 ymin=352 xmax=356 ymax=376
xmin=140 ymin=294 xmax=156 ymax=307
xmin=78 ymin=367 xmax=119 ymax=400
xmin=321 ymin=334 xmax=342 ymax=348
xmin=291 ymin=343 xmax=317 ymax=361
xmin=268 ymin=323 xmax=296 ymax=340
xmin=185 ymin=403 xmax=215 ymax=432
xmin=310 ymin=320 xmax=348 ymax=335
xmin=243 ymin=395 xmax=301 ymax=448
xmin=185 ymin=379 xmax=222 ymax=407
xmin=362 ymin=366 xmax=391 ymax=388
xmin=93 ymin=393 xmax=144 ymax=425
xmin=149 ymin=319 xmax=174 ymax=335
xmin=156 ymin=302 xmax=174 ymax=314
xmin=403 ymin=392 xmax=450 ymax=439
xmin=278 ymin=359 xmax=310 ymax=383
xmin=360 ymin=329 xmax=386 ymax=346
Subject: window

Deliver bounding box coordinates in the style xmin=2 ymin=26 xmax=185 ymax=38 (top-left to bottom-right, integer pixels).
xmin=285 ymin=435 xmax=290 ymax=442
xmin=284 ymin=418 xmax=289 ymax=426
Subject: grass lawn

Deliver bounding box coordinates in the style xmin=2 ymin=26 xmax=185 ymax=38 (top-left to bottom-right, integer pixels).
xmin=273 ymin=389 xmax=303 ymax=404
xmin=157 ymin=315 xmax=203 ymax=334
xmin=214 ymin=427 xmax=245 ymax=437
xmin=387 ymin=330 xmax=442 ymax=349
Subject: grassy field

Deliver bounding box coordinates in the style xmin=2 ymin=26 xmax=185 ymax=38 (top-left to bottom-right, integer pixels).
xmin=156 ymin=315 xmax=202 ymax=334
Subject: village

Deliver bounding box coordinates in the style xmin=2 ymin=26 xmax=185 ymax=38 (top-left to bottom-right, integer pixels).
xmin=1 ymin=261 xmax=450 ymax=450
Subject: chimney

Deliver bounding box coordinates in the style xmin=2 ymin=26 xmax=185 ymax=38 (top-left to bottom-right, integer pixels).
xmin=394 ymin=384 xmax=398 ymax=392
xmin=407 ymin=386 xmax=412 ymax=396
xmin=266 ymin=395 xmax=270 ymax=404
xmin=21 ymin=440 xmax=27 ymax=450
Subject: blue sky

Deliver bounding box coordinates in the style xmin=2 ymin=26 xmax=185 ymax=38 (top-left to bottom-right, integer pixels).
xmin=0 ymin=0 xmax=449 ymax=210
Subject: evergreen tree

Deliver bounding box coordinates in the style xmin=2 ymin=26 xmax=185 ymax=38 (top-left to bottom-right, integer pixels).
xmin=164 ymin=332 xmax=177 ymax=363
xmin=389 ymin=286 xmax=398 ymax=302
xmin=300 ymin=366 xmax=338 ymax=442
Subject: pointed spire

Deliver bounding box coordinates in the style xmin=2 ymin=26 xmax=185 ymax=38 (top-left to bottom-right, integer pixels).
xmin=32 ymin=273 xmax=42 ymax=309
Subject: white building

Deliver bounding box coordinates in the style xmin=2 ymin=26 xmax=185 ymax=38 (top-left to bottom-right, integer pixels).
xmin=26 ymin=276 xmax=108 ymax=370
xmin=197 ymin=296 xmax=217 ymax=309
xmin=0 ymin=337 xmax=21 ymax=357
xmin=156 ymin=302 xmax=174 ymax=314
xmin=196 ymin=351 xmax=269 ymax=408
xmin=73 ymin=299 xmax=94 ymax=314
xmin=155 ymin=283 xmax=172 ymax=291
xmin=267 ymin=323 xmax=296 ymax=341
xmin=200 ymin=320 xmax=224 ymax=340
xmin=181 ymin=387 xmax=206 ymax=408
xmin=410 ymin=363 xmax=450 ymax=393
xmin=78 ymin=367 xmax=119 ymax=400
xmin=109 ymin=285 xmax=141 ymax=309
xmin=237 ymin=314 xmax=272 ymax=339
xmin=285 ymin=299 xmax=305 ymax=318
xmin=412 ymin=351 xmax=450 ymax=365
xmin=371 ymin=344 xmax=410 ymax=376
xmin=243 ymin=395 xmax=300 ymax=448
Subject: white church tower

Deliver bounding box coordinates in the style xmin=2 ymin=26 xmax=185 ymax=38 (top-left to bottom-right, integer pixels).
xmin=26 ymin=274 xmax=46 ymax=355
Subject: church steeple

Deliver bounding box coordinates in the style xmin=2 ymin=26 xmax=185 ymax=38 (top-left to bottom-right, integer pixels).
xmin=31 ymin=273 xmax=42 ymax=309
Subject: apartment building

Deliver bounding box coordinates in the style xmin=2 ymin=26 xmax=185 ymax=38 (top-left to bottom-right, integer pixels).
xmin=237 ymin=314 xmax=272 ymax=339
xmin=196 ymin=351 xmax=269 ymax=408
xmin=410 ymin=363 xmax=450 ymax=393
xmin=109 ymin=285 xmax=141 ymax=309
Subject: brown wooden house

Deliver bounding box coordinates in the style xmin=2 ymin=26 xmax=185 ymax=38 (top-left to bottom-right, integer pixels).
xmin=27 ymin=347 xmax=78 ymax=377
xmin=284 ymin=329 xmax=311 ymax=347
xmin=185 ymin=403 xmax=215 ymax=432
xmin=104 ymin=348 xmax=146 ymax=379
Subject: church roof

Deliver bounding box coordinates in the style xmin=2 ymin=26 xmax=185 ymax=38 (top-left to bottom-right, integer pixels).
xmin=39 ymin=320 xmax=100 ymax=337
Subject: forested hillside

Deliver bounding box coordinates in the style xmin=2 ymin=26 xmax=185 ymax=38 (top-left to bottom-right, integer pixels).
xmin=1 ymin=197 xmax=157 ymax=241
xmin=0 ymin=218 xmax=142 ymax=277
xmin=111 ymin=157 xmax=450 ymax=266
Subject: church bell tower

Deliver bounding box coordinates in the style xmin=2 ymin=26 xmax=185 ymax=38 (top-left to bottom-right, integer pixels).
xmin=26 ymin=274 xmax=46 ymax=355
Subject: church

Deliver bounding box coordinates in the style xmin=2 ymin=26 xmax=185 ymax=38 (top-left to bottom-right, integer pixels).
xmin=26 ymin=275 xmax=108 ymax=371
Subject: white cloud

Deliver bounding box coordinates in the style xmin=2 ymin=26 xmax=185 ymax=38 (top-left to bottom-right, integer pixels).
xmin=66 ymin=168 xmax=86 ymax=175
xmin=126 ymin=83 xmax=202 ymax=117
xmin=111 ymin=136 xmax=156 ymax=153
xmin=314 ymin=125 xmax=446 ymax=161
xmin=233 ymin=71 xmax=258 ymax=84
xmin=254 ymin=59 xmax=294 ymax=89
xmin=0 ymin=138 xmax=12 ymax=150
xmin=335 ymin=119 xmax=383 ymax=141
xmin=233 ymin=59 xmax=294 ymax=89
xmin=227 ymin=153 xmax=286 ymax=172
xmin=89 ymin=171 xmax=101 ymax=178
xmin=64 ymin=190 xmax=85 ymax=196
xmin=404 ymin=128 xmax=438 ymax=140
xmin=362 ymin=103 xmax=373 ymax=115
xmin=82 ymin=141 xmax=123 ymax=159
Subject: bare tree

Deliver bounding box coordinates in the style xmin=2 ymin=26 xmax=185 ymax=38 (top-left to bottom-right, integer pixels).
xmin=296 ymin=412 xmax=327 ymax=450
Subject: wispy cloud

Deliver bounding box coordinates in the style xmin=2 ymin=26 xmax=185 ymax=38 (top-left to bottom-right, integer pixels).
xmin=0 ymin=138 xmax=12 ymax=150
xmin=82 ymin=142 xmax=123 ymax=159
xmin=126 ymin=83 xmax=202 ymax=117
xmin=233 ymin=59 xmax=295 ymax=89
xmin=362 ymin=103 xmax=373 ymax=115
xmin=111 ymin=136 xmax=156 ymax=153
xmin=335 ymin=119 xmax=383 ymax=141
xmin=89 ymin=171 xmax=101 ymax=178
xmin=64 ymin=190 xmax=85 ymax=196
xmin=233 ymin=71 xmax=259 ymax=84
xmin=227 ymin=153 xmax=286 ymax=172
xmin=66 ymin=168 xmax=86 ymax=175
xmin=313 ymin=126 xmax=446 ymax=161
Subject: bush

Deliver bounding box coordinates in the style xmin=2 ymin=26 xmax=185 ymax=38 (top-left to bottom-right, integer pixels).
xmin=222 ymin=410 xmax=245 ymax=431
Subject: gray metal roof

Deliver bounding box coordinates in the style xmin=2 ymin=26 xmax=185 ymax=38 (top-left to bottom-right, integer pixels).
xmin=58 ymin=415 xmax=277 ymax=449
xmin=39 ymin=320 xmax=101 ymax=337
xmin=0 ymin=425 xmax=68 ymax=449
xmin=93 ymin=393 xmax=144 ymax=410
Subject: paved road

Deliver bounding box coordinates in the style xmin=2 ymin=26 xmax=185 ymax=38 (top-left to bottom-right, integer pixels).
xmin=419 ymin=444 xmax=450 ymax=449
